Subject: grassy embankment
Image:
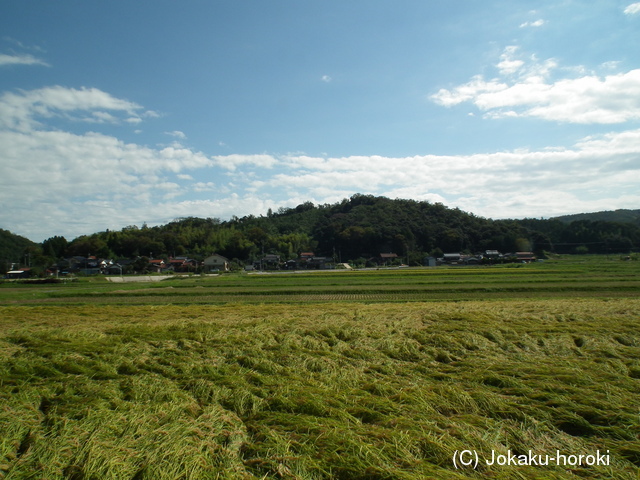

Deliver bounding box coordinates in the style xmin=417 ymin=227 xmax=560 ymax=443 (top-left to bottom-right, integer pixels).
xmin=0 ymin=256 xmax=639 ymax=479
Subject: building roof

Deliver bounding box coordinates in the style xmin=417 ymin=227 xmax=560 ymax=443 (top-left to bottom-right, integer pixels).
xmin=204 ymin=254 xmax=229 ymax=261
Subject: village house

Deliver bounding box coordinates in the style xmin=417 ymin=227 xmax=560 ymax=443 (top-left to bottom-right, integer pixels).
xmin=377 ymin=253 xmax=398 ymax=266
xmin=442 ymin=253 xmax=461 ymax=264
xmin=168 ymin=256 xmax=198 ymax=273
xmin=465 ymin=255 xmax=482 ymax=265
xmin=284 ymin=259 xmax=298 ymax=270
xmin=148 ymin=259 xmax=166 ymax=273
xmin=306 ymin=256 xmax=333 ymax=269
xmin=203 ymin=254 xmax=230 ymax=272
xmin=296 ymin=252 xmax=315 ymax=268
xmin=73 ymin=256 xmax=101 ymax=275
xmin=259 ymin=254 xmax=281 ymax=270
xmin=516 ymin=252 xmax=537 ymax=262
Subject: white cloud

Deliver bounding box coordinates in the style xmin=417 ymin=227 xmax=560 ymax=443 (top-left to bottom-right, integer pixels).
xmin=0 ymin=86 xmax=152 ymax=131
xmin=321 ymin=75 xmax=332 ymax=83
xmin=497 ymin=46 xmax=525 ymax=75
xmin=519 ymin=19 xmax=545 ymax=28
xmin=430 ymin=76 xmax=507 ymax=107
xmin=431 ymin=47 xmax=640 ymax=124
xmin=165 ymin=130 xmax=187 ymax=139
xmin=89 ymin=111 xmax=118 ymax=123
xmin=623 ymin=2 xmax=640 ymax=15
xmin=601 ymin=61 xmax=621 ymax=71
xmin=211 ymin=154 xmax=278 ymax=171
xmin=4 ymin=124 xmax=640 ymax=240
xmin=0 ymin=53 xmax=49 ymax=67
xmin=2 ymin=84 xmax=638 ymax=242
xmin=0 ymin=86 xmax=219 ymax=240
xmin=193 ymin=182 xmax=216 ymax=192
xmin=128 ymin=195 xmax=281 ymax=228
xmin=247 ymin=128 xmax=640 ymax=219
xmin=0 ymin=127 xmax=217 ymax=240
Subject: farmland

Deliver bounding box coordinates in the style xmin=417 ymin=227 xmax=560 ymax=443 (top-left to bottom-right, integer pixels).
xmin=2 ymin=255 xmax=640 ymax=306
xmin=1 ymin=256 xmax=639 ymax=479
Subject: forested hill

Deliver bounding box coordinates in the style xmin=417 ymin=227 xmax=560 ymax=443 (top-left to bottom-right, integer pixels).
xmin=48 ymin=195 xmax=640 ymax=265
xmin=52 ymin=195 xmax=541 ymax=265
xmin=3 ymin=195 xmax=640 ymax=271
xmin=553 ymin=209 xmax=640 ymax=226
xmin=0 ymin=228 xmax=35 ymax=269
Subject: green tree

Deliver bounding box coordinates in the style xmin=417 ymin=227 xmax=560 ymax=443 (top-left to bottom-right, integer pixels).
xmin=575 ymin=245 xmax=589 ymax=255
xmin=66 ymin=235 xmax=112 ymax=258
xmin=42 ymin=236 xmax=68 ymax=259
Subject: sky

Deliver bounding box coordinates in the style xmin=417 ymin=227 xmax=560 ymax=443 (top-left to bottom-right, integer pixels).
xmin=1 ymin=1 xmax=640 ymax=242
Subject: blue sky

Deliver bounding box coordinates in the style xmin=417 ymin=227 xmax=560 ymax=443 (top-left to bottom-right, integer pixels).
xmin=1 ymin=1 xmax=640 ymax=242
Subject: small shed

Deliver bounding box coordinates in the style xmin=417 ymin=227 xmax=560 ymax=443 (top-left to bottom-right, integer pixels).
xmin=424 ymin=256 xmax=437 ymax=267
xmin=5 ymin=269 xmax=31 ymax=279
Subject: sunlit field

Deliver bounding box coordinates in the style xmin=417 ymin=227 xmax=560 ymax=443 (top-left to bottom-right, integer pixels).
xmin=1 ymin=256 xmax=639 ymax=479
xmin=2 ymin=255 xmax=639 ymax=306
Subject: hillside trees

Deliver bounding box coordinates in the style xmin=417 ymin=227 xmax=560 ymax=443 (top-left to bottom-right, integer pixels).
xmin=0 ymin=229 xmax=36 ymax=269
xmin=66 ymin=235 xmax=111 ymax=258
xmin=518 ymin=218 xmax=639 ymax=254
xmin=44 ymin=195 xmax=639 ymax=268
xmin=42 ymin=236 xmax=69 ymax=259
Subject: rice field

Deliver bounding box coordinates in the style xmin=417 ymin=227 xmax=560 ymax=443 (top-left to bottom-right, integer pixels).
xmin=0 ymin=256 xmax=639 ymax=479
xmin=1 ymin=255 xmax=639 ymax=305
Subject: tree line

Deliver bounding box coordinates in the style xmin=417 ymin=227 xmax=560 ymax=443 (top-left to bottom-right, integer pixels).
xmin=3 ymin=195 xmax=640 ymax=274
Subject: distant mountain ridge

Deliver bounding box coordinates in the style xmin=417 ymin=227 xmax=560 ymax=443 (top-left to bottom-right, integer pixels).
xmin=553 ymin=209 xmax=640 ymax=226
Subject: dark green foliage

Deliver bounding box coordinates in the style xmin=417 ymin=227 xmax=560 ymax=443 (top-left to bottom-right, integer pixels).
xmin=519 ymin=217 xmax=640 ymax=254
xmin=42 ymin=236 xmax=69 ymax=259
xmin=0 ymin=229 xmax=36 ymax=272
xmin=54 ymin=196 xmax=542 ymax=264
xmin=114 ymin=197 xmax=639 ymax=261
xmin=554 ymin=209 xmax=640 ymax=226
xmin=6 ymin=197 xmax=640 ymax=270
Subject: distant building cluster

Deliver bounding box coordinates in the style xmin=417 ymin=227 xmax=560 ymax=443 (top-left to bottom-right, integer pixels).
xmin=4 ymin=249 xmax=538 ymax=279
xmin=435 ymin=251 xmax=537 ymax=265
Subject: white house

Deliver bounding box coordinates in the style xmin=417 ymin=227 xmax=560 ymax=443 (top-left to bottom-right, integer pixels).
xmin=203 ymin=254 xmax=230 ymax=272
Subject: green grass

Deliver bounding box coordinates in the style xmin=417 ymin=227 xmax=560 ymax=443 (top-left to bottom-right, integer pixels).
xmin=0 ymin=256 xmax=639 ymax=478
xmin=1 ymin=255 xmax=639 ymax=305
